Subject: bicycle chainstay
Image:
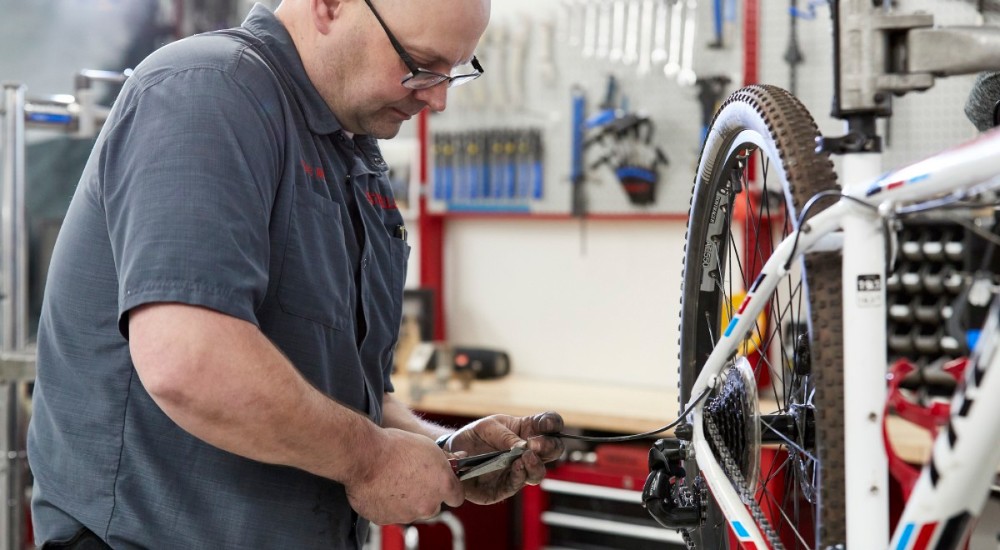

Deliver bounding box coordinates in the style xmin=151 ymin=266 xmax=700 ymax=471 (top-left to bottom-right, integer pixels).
xmin=704 ymin=414 xmax=785 ymax=549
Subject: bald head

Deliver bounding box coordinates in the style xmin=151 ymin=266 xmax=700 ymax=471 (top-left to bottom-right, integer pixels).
xmin=275 ymin=0 xmax=490 ymax=137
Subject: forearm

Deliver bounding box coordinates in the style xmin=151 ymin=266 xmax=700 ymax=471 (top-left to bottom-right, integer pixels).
xmin=382 ymin=392 xmax=450 ymax=441
xmin=129 ymin=303 xmax=382 ymax=484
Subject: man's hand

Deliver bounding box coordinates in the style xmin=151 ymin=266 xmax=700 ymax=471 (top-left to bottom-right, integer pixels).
xmin=345 ymin=428 xmax=464 ymax=525
xmin=443 ymin=412 xmax=564 ymax=505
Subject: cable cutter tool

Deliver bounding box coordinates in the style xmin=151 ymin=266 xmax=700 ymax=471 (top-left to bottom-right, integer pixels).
xmin=449 ymin=445 xmax=527 ymax=481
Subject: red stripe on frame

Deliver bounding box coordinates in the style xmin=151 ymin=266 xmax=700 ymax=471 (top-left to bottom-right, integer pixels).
xmin=913 ymin=522 xmax=938 ymax=550
xmin=740 ymin=542 xmax=757 ymax=550
xmin=738 ymin=297 xmax=751 ymax=314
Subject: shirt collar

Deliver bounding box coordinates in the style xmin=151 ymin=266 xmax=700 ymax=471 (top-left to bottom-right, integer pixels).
xmin=241 ymin=4 xmax=344 ymax=136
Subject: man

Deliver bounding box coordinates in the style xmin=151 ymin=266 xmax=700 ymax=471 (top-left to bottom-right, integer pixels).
xmin=27 ymin=0 xmax=565 ymax=548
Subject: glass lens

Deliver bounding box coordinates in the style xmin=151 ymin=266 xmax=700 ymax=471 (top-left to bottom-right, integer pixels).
xmin=449 ymin=73 xmax=481 ymax=88
xmin=403 ymin=71 xmax=449 ymax=90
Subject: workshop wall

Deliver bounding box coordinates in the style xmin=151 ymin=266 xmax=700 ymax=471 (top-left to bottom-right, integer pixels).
xmin=429 ymin=0 xmax=742 ymax=216
xmin=429 ymin=0 xmax=989 ymax=392
xmin=431 ymin=0 xmax=741 ymax=391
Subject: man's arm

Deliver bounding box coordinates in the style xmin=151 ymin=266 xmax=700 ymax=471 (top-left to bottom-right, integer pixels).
xmin=129 ymin=302 xmax=463 ymax=523
xmin=382 ymin=392 xmax=451 ymax=441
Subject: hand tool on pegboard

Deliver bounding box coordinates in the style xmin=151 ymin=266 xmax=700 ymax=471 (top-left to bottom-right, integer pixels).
xmin=516 ymin=131 xmax=532 ymax=200
xmin=695 ymin=75 xmax=731 ymax=148
xmin=677 ymin=0 xmax=698 ymax=86
xmin=596 ymin=0 xmax=612 ymax=59
xmin=586 ymin=74 xmax=620 ymax=129
xmin=664 ymin=0 xmax=683 ymax=78
xmin=582 ymin=0 xmax=598 ymax=58
xmin=651 ymin=0 xmax=670 ymax=68
xmin=622 ymin=0 xmax=642 ymax=65
xmin=435 ymin=129 xmax=544 ymax=211
xmin=433 ymin=133 xmax=453 ymax=201
xmin=488 ymin=131 xmax=504 ymax=199
xmin=537 ymin=18 xmax=557 ymax=86
xmin=433 ymin=134 xmax=444 ymax=200
xmin=487 ymin=25 xmax=508 ymax=110
xmin=570 ymin=85 xmax=588 ymax=219
xmin=503 ymin=131 xmax=518 ymax=199
xmin=587 ymin=114 xmax=670 ymax=206
xmin=637 ymin=0 xmax=657 ymax=76
xmin=531 ymin=130 xmax=544 ymax=200
xmin=507 ymin=18 xmax=530 ymax=111
xmin=784 ymin=0 xmax=806 ymax=96
xmin=609 ymin=0 xmax=627 ymax=62
xmin=563 ymin=0 xmax=583 ymax=49
xmin=708 ymin=0 xmax=737 ymax=49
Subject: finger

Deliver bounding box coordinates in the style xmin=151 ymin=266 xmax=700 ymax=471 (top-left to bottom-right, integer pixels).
xmin=530 ymin=411 xmax=564 ymax=435
xmin=521 ymin=451 xmax=547 ymax=486
xmin=506 ymin=455 xmax=529 ymax=490
xmin=485 ymin=420 xmax=526 ymax=451
xmin=527 ymin=434 xmax=565 ymax=462
xmin=443 ymin=475 xmax=465 ymax=508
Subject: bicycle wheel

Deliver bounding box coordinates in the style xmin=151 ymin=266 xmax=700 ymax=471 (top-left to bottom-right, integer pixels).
xmin=677 ymin=85 xmax=845 ymax=549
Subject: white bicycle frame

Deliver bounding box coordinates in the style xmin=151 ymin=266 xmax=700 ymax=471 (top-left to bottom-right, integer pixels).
xmin=686 ymin=126 xmax=1000 ymax=549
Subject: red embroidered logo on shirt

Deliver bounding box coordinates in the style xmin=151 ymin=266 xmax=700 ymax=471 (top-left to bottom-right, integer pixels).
xmin=365 ymin=191 xmax=398 ymax=210
xmin=300 ymin=159 xmax=326 ymax=180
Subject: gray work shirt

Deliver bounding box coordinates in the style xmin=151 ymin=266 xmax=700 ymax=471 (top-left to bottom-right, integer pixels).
xmin=27 ymin=5 xmax=409 ymax=549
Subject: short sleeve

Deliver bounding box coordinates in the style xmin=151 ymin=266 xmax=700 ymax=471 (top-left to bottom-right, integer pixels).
xmin=103 ymin=67 xmax=283 ymax=337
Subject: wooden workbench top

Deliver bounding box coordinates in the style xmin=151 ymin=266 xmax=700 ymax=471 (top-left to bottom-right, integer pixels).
xmin=390 ymin=373 xmax=932 ymax=464
xmin=390 ymin=373 xmax=678 ymax=435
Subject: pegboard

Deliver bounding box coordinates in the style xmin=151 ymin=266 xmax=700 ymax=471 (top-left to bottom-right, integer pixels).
xmin=756 ymin=0 xmax=983 ymax=176
xmin=427 ymin=0 xmax=744 ymax=216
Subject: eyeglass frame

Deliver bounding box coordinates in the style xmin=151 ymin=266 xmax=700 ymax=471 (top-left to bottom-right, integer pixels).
xmin=362 ymin=0 xmax=484 ymax=90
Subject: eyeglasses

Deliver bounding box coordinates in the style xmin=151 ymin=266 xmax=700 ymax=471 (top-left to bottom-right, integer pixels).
xmin=362 ymin=0 xmax=484 ymax=90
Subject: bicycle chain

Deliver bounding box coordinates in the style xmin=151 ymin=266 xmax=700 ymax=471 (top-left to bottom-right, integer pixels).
xmin=681 ymin=528 xmax=696 ymax=549
xmin=704 ymin=415 xmax=786 ymax=550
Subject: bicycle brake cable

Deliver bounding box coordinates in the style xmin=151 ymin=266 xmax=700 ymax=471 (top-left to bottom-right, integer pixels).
xmin=784 ymin=191 xmax=876 ymax=270
xmin=555 ymin=387 xmax=712 ymax=442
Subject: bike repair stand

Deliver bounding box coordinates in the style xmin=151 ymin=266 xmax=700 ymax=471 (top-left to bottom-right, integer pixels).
xmin=818 ymin=2 xmax=1000 ymax=547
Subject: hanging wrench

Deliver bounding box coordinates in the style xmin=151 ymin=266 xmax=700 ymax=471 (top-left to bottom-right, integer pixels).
xmin=507 ymin=16 xmax=530 ymax=110
xmin=582 ymin=0 xmax=597 ymax=58
xmin=537 ymin=18 xmax=557 ymax=86
xmin=596 ymin=0 xmax=612 ymax=59
xmin=609 ymin=0 xmax=627 ymax=63
xmin=489 ymin=24 xmax=508 ymax=109
xmin=677 ymin=0 xmax=698 ymax=86
xmin=664 ymin=0 xmax=683 ymax=77
xmin=650 ymin=0 xmax=669 ymax=65
xmin=622 ymin=0 xmax=641 ymax=65
xmin=563 ymin=0 xmax=582 ymax=48
xmin=637 ymin=0 xmax=656 ymax=75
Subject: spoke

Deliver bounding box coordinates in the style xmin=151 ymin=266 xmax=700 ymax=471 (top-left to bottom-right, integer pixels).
xmin=759 ymin=450 xmax=793 ymax=488
xmin=704 ymin=310 xmax=716 ymax=347
xmin=751 ymin=153 xmax=773 ymax=281
xmin=760 ymin=482 xmax=814 ymax=550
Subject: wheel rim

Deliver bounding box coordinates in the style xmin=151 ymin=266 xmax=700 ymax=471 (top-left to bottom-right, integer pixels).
xmin=679 ymin=85 xmax=843 ymax=550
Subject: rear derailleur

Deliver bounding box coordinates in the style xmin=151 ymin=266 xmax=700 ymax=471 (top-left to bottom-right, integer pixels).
xmin=641 ymin=435 xmax=705 ymax=531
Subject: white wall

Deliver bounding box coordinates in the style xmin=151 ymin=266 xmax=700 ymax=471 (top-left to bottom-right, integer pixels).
xmin=443 ymin=218 xmax=685 ymax=390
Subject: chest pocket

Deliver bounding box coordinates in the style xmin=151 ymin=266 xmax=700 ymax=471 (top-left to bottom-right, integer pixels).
xmin=277 ymin=186 xmax=352 ymax=330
